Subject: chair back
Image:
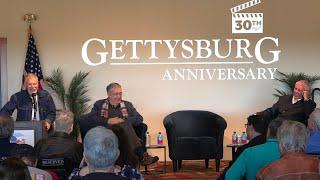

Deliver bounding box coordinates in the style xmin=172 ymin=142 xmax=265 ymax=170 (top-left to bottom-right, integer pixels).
xmin=164 ymin=110 xmax=227 ymax=160
xmin=164 ymin=110 xmax=226 ymax=137
xmin=77 ymin=113 xmax=108 ymax=140
xmin=37 ymin=157 xmax=72 ymax=180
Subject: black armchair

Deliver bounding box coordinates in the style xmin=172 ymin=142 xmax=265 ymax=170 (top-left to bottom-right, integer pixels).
xmin=163 ymin=110 xmax=227 ymax=172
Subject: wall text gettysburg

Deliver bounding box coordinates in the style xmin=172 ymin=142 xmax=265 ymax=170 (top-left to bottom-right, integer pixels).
xmin=81 ymin=37 xmax=281 ymax=80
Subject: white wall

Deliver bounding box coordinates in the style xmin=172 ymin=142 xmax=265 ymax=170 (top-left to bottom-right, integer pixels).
xmin=1 ymin=0 xmax=320 ymax=161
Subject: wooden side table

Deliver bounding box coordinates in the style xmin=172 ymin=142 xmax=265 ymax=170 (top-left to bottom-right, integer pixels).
xmin=226 ymin=144 xmax=244 ymax=160
xmin=144 ymin=144 xmax=166 ymax=174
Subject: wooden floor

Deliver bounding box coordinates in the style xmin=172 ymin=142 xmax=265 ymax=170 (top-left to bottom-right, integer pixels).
xmin=141 ymin=160 xmax=229 ymax=180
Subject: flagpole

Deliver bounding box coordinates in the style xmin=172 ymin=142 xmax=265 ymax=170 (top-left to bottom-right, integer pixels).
xmin=22 ymin=13 xmax=42 ymax=90
xmin=24 ymin=13 xmax=37 ymax=35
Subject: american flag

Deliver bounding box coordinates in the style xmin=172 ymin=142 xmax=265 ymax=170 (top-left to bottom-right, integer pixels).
xmin=23 ymin=33 xmax=44 ymax=89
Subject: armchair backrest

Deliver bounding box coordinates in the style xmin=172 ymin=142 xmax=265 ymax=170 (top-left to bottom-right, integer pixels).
xmin=78 ymin=113 xmax=108 ymax=140
xmin=37 ymin=157 xmax=72 ymax=180
xmin=164 ymin=110 xmax=227 ymax=160
xmin=164 ymin=110 xmax=227 ymax=137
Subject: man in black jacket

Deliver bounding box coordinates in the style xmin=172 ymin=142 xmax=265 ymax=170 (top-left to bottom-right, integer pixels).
xmin=257 ymin=80 xmax=316 ymax=126
xmin=0 ymin=73 xmax=56 ymax=130
xmin=35 ymin=111 xmax=83 ymax=167
xmin=90 ymin=83 xmax=158 ymax=165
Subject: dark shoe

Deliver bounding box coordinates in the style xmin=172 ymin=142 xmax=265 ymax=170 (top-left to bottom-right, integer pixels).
xmin=140 ymin=153 xmax=159 ymax=166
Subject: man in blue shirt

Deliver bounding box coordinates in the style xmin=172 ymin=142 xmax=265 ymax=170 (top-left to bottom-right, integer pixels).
xmin=305 ymin=108 xmax=320 ymax=154
xmin=225 ymin=118 xmax=284 ymax=180
xmin=0 ymin=73 xmax=56 ymax=130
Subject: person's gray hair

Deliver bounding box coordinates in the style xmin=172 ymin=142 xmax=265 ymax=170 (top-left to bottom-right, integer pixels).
xmin=106 ymin=82 xmax=121 ymax=92
xmin=308 ymin=108 xmax=320 ymax=131
xmin=0 ymin=116 xmax=14 ymax=139
xmin=277 ymin=120 xmax=308 ymax=152
xmin=84 ymin=126 xmax=119 ymax=169
xmin=24 ymin=73 xmax=38 ymax=83
xmin=54 ymin=110 xmax=74 ymax=133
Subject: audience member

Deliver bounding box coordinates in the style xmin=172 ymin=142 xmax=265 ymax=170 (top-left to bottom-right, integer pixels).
xmin=0 ymin=157 xmax=32 ymax=180
xmin=225 ymin=118 xmax=283 ymax=180
xmin=71 ymin=126 xmax=125 ymax=180
xmin=234 ymin=115 xmax=268 ymax=163
xmin=0 ymin=73 xmax=56 ymax=130
xmin=257 ymin=120 xmax=320 ymax=179
xmin=0 ymin=115 xmax=18 ymax=159
xmin=35 ymin=110 xmax=83 ymax=167
xmin=306 ymin=108 xmax=320 ymax=154
xmin=11 ymin=144 xmax=53 ymax=180
xmin=90 ymin=82 xmax=158 ymax=165
xmin=218 ymin=115 xmax=267 ymax=180
xmin=69 ymin=124 xmax=143 ymax=180
xmin=257 ymin=80 xmax=316 ymax=126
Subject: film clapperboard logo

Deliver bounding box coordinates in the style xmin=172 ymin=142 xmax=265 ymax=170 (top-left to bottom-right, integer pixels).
xmin=231 ymin=0 xmax=263 ymax=33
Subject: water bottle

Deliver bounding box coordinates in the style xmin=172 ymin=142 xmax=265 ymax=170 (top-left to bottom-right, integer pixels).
xmin=146 ymin=132 xmax=151 ymax=146
xmin=241 ymin=132 xmax=248 ymax=144
xmin=232 ymin=132 xmax=238 ymax=144
xmin=157 ymin=132 xmax=163 ymax=145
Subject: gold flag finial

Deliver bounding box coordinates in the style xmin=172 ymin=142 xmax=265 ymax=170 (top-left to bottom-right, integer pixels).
xmin=23 ymin=13 xmax=37 ymax=33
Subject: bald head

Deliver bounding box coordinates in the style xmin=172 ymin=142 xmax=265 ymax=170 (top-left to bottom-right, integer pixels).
xmin=293 ymin=80 xmax=310 ymax=99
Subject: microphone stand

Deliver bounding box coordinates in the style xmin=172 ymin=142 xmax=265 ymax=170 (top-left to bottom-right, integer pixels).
xmin=32 ymin=93 xmax=38 ymax=121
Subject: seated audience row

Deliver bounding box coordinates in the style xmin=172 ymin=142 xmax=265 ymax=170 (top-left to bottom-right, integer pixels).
xmin=225 ymin=118 xmax=283 ymax=180
xmin=0 ymin=110 xmax=144 ymax=180
xmin=257 ymin=120 xmax=320 ymax=179
xmin=226 ymin=118 xmax=320 ymax=180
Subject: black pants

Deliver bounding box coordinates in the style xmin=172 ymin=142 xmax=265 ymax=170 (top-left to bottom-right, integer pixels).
xmin=134 ymin=123 xmax=148 ymax=159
